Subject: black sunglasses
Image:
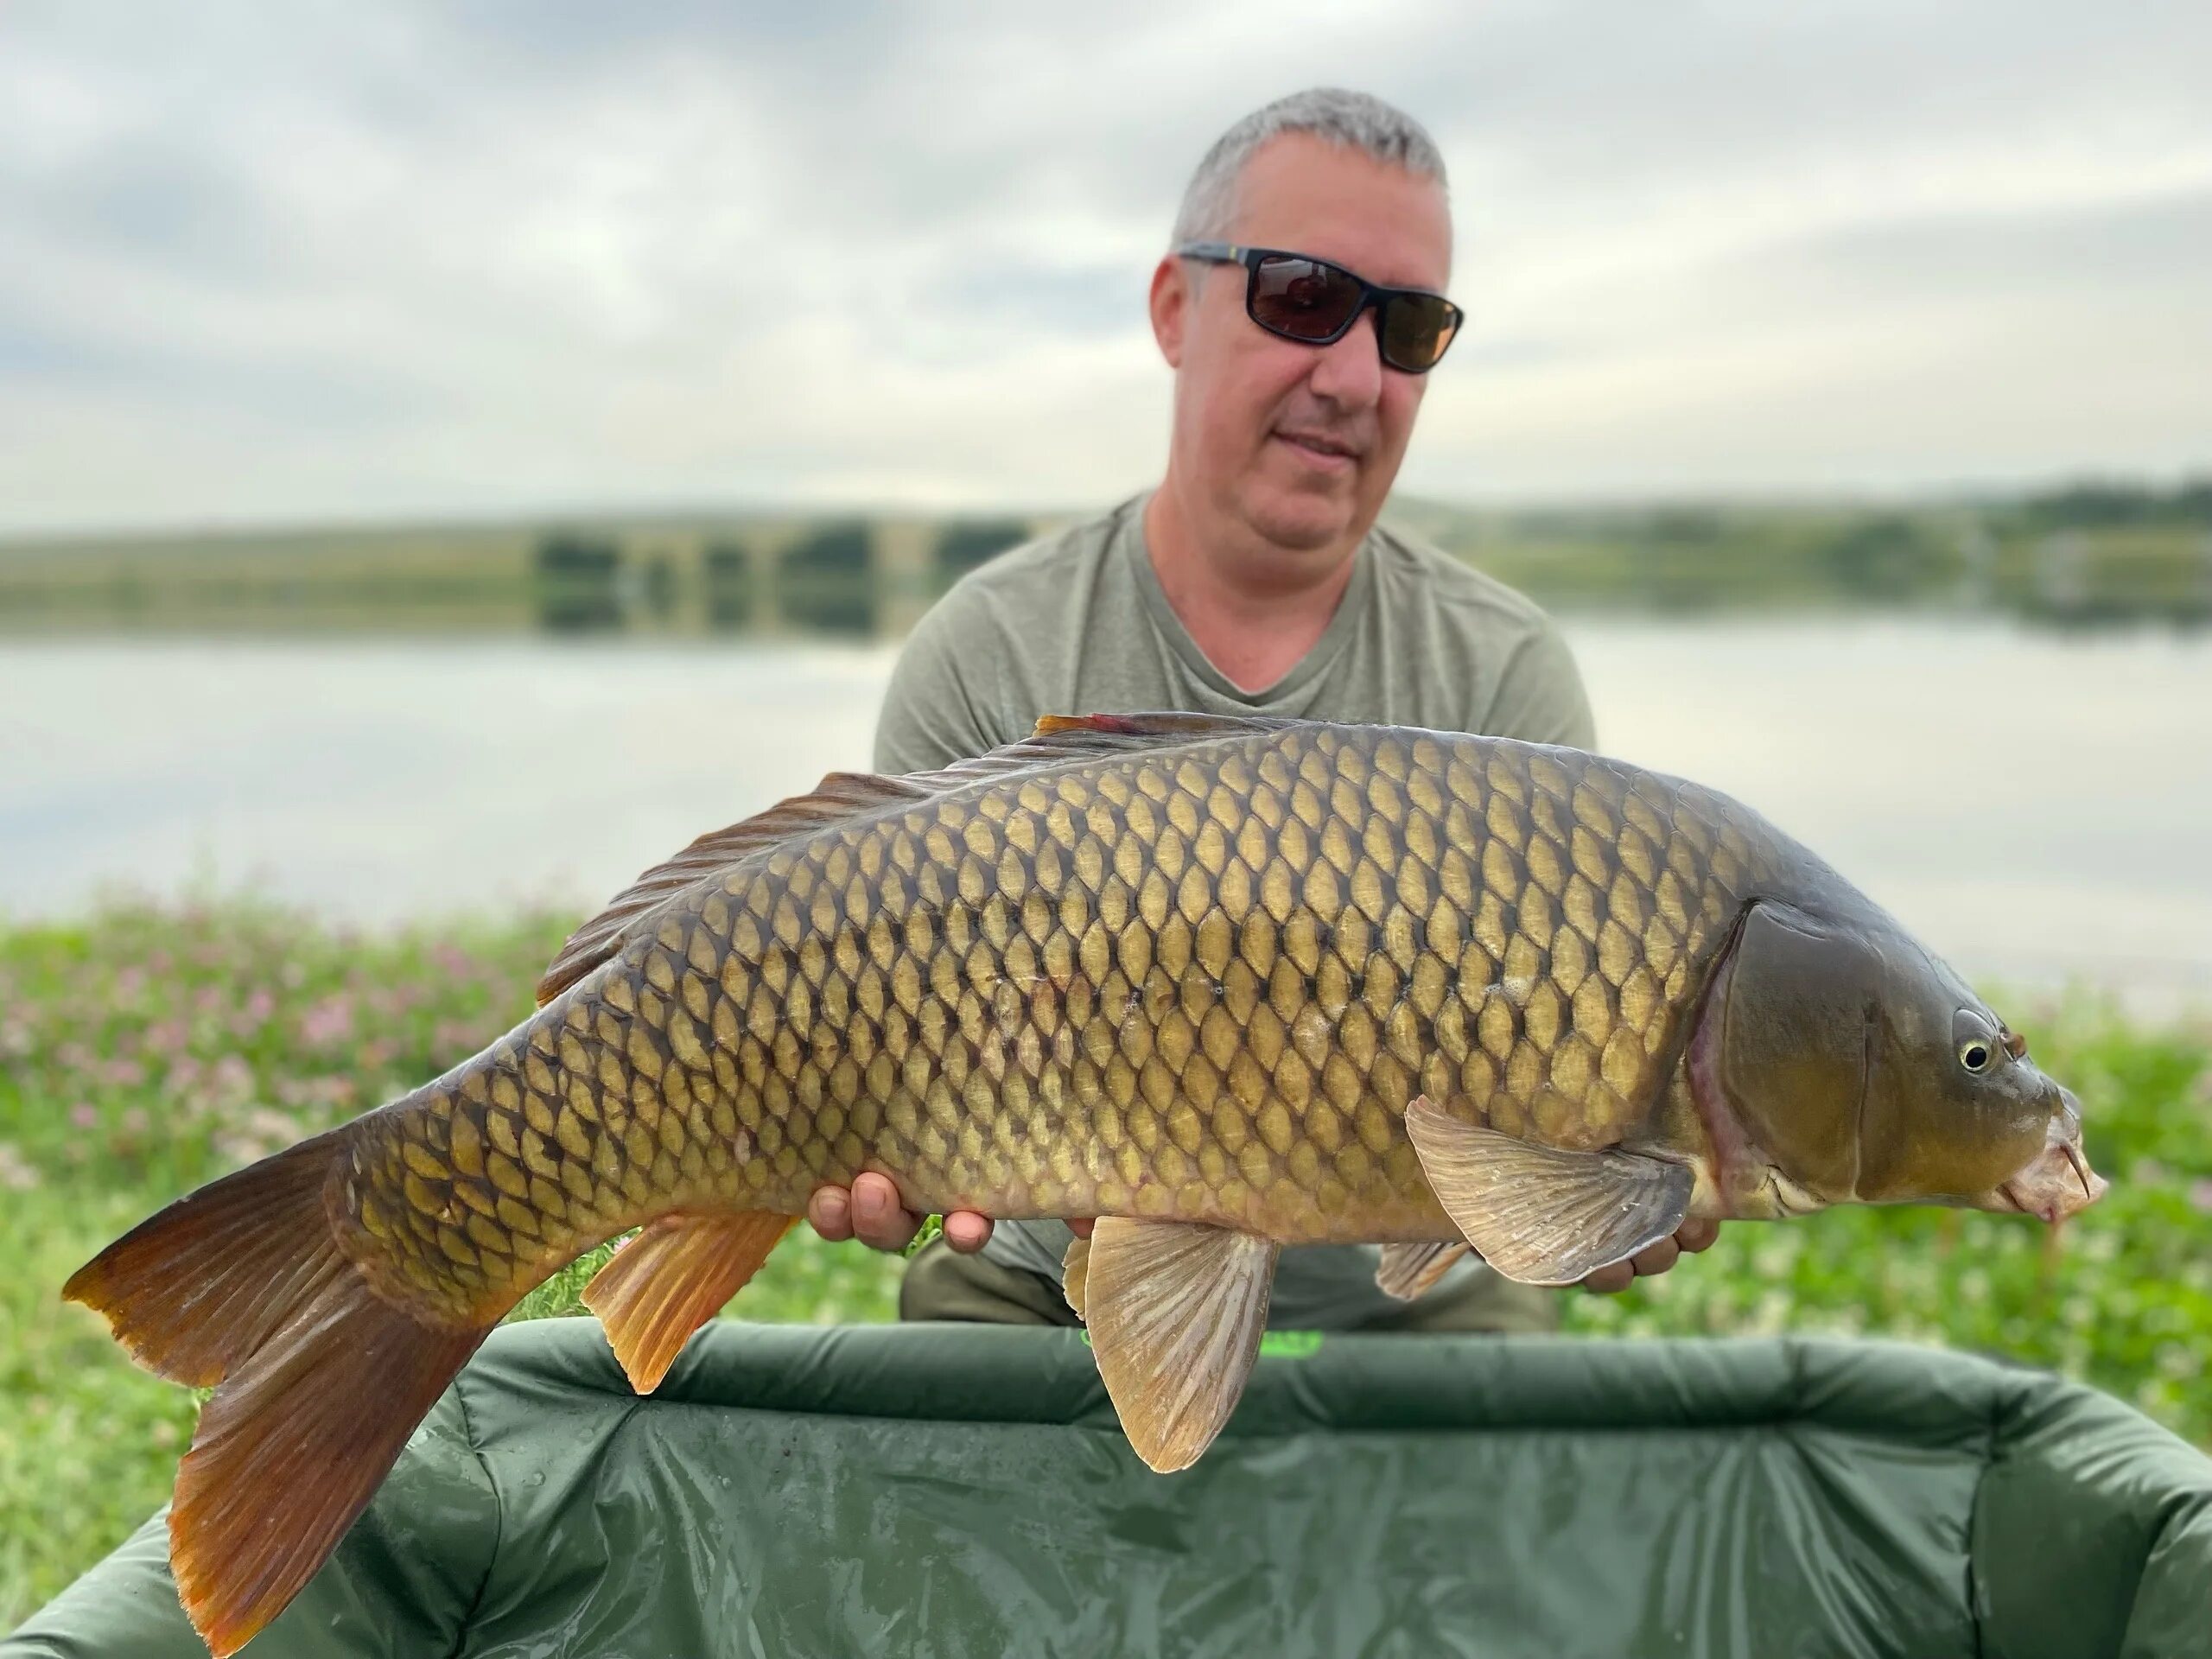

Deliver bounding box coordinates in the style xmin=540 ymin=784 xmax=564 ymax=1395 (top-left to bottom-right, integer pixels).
xmin=1176 ymin=241 xmax=1464 ymax=374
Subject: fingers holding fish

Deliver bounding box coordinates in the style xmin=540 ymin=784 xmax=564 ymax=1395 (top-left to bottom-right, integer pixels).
xmin=1629 ymin=1235 xmax=1681 ymax=1277
xmin=849 ymin=1173 xmax=927 ymax=1251
xmin=1579 ymin=1219 xmax=1719 ymax=1294
xmin=804 ymin=1182 xmax=861 ymax=1244
xmin=939 ymin=1208 xmax=994 ymax=1253
xmin=807 ymin=1175 xmax=996 ymax=1254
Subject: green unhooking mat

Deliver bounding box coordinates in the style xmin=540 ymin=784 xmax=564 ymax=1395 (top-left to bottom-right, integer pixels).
xmin=8 ymin=1321 xmax=2209 ymax=1658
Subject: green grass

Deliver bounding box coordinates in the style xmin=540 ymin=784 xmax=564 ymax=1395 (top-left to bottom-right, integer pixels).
xmin=3 ymin=896 xmax=2208 ymax=1628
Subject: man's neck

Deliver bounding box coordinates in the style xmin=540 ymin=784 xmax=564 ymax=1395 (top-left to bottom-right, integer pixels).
xmin=1141 ymin=486 xmax=1363 ymax=696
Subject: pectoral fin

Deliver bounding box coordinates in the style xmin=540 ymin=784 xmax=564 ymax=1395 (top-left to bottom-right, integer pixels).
xmin=582 ymin=1210 xmax=796 ymax=1393
xmin=1375 ymin=1240 xmax=1471 ymax=1300
xmin=1073 ymin=1217 xmax=1279 ymax=1472
xmin=1402 ymin=1096 xmax=1691 ymax=1287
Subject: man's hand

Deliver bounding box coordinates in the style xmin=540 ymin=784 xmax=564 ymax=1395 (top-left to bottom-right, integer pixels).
xmin=805 ymin=1173 xmax=1096 ymax=1255
xmin=1577 ymin=1217 xmax=1721 ymax=1294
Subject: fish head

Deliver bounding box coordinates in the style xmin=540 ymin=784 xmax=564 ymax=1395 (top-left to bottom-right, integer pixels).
xmin=1702 ymin=901 xmax=2105 ymax=1220
xmin=1852 ymin=939 xmax=2104 ymax=1219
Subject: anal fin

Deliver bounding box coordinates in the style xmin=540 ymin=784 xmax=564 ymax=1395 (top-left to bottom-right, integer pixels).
xmin=582 ymin=1211 xmax=796 ymax=1393
xmin=1403 ymin=1096 xmax=1691 ymax=1286
xmin=1376 ymin=1240 xmax=1471 ymax=1300
xmin=1074 ymin=1218 xmax=1279 ymax=1472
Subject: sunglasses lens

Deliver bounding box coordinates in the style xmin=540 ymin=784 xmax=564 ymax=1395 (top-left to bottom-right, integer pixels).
xmin=1249 ymin=255 xmax=1363 ymax=341
xmin=1380 ymin=295 xmax=1460 ymax=372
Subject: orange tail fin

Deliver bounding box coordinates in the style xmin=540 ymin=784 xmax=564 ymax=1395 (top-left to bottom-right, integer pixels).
xmin=64 ymin=1129 xmax=490 ymax=1657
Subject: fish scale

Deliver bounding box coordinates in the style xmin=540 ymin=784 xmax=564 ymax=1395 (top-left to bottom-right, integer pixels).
xmin=332 ymin=721 xmax=1791 ymax=1324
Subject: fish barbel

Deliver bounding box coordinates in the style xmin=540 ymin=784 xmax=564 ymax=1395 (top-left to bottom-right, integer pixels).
xmin=66 ymin=711 xmax=2106 ymax=1654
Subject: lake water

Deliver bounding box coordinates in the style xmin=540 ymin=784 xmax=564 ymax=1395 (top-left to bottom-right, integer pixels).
xmin=3 ymin=618 xmax=2209 ymax=1012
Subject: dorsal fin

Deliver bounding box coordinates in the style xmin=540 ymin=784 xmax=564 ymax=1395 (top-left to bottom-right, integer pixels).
xmin=533 ymin=710 xmax=1300 ymax=1005
xmin=903 ymin=710 xmax=1300 ymax=792
xmin=1032 ymin=711 xmax=1294 ymax=741
xmin=532 ymin=771 xmax=930 ymax=1004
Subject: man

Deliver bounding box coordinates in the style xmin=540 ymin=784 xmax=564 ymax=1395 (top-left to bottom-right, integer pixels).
xmin=809 ymin=88 xmax=1717 ymax=1328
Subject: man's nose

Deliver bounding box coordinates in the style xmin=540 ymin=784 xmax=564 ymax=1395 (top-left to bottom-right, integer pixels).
xmin=1306 ymin=307 xmax=1384 ymax=409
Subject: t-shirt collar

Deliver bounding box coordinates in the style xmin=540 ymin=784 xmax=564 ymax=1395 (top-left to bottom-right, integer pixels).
xmin=1116 ymin=490 xmax=1376 ymax=709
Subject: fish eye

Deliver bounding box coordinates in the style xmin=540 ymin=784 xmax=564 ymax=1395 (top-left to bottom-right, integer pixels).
xmin=1952 ymin=1008 xmax=2001 ymax=1075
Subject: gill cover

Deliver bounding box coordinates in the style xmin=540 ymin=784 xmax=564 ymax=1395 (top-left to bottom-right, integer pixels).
xmin=1719 ymin=902 xmax=1879 ymax=1201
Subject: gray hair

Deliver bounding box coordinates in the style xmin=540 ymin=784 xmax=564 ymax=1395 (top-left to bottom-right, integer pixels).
xmin=1171 ymin=87 xmax=1449 ymax=247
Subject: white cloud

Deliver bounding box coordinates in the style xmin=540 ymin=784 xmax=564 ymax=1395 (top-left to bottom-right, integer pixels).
xmin=0 ymin=0 xmax=2206 ymax=531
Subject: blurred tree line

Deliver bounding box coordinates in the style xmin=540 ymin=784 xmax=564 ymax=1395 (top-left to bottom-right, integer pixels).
xmin=1400 ymin=476 xmax=2211 ymax=626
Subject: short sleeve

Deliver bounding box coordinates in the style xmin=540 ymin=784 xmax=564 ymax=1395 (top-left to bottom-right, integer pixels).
xmin=1480 ymin=616 xmax=1598 ymax=750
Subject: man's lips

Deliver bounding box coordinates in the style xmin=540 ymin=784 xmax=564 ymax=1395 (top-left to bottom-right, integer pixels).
xmin=1274 ymin=429 xmax=1362 ymax=467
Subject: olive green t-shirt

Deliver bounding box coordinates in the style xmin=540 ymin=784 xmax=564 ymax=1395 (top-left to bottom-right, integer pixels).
xmin=872 ymin=492 xmax=1596 ymax=1329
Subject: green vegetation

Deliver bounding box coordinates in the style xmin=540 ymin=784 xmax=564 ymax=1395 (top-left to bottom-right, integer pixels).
xmin=3 ymin=898 xmax=2207 ymax=1628
xmin=1393 ymin=477 xmax=2212 ymax=626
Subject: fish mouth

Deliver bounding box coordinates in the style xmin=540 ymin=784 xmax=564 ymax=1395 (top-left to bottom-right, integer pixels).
xmin=1763 ymin=1170 xmax=1823 ymax=1217
xmin=1992 ymin=1096 xmax=2107 ymax=1223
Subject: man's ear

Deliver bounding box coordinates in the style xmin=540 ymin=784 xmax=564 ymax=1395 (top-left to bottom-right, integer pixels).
xmin=1148 ymin=254 xmax=1189 ymax=368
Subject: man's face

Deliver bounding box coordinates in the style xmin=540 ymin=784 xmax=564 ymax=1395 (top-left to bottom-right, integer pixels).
xmin=1154 ymin=132 xmax=1452 ymax=563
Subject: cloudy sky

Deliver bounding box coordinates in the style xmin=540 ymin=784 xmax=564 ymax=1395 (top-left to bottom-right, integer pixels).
xmin=3 ymin=1 xmax=2208 ymax=534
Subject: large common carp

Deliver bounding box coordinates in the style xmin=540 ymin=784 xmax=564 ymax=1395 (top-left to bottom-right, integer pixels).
xmin=67 ymin=712 xmax=2105 ymax=1655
